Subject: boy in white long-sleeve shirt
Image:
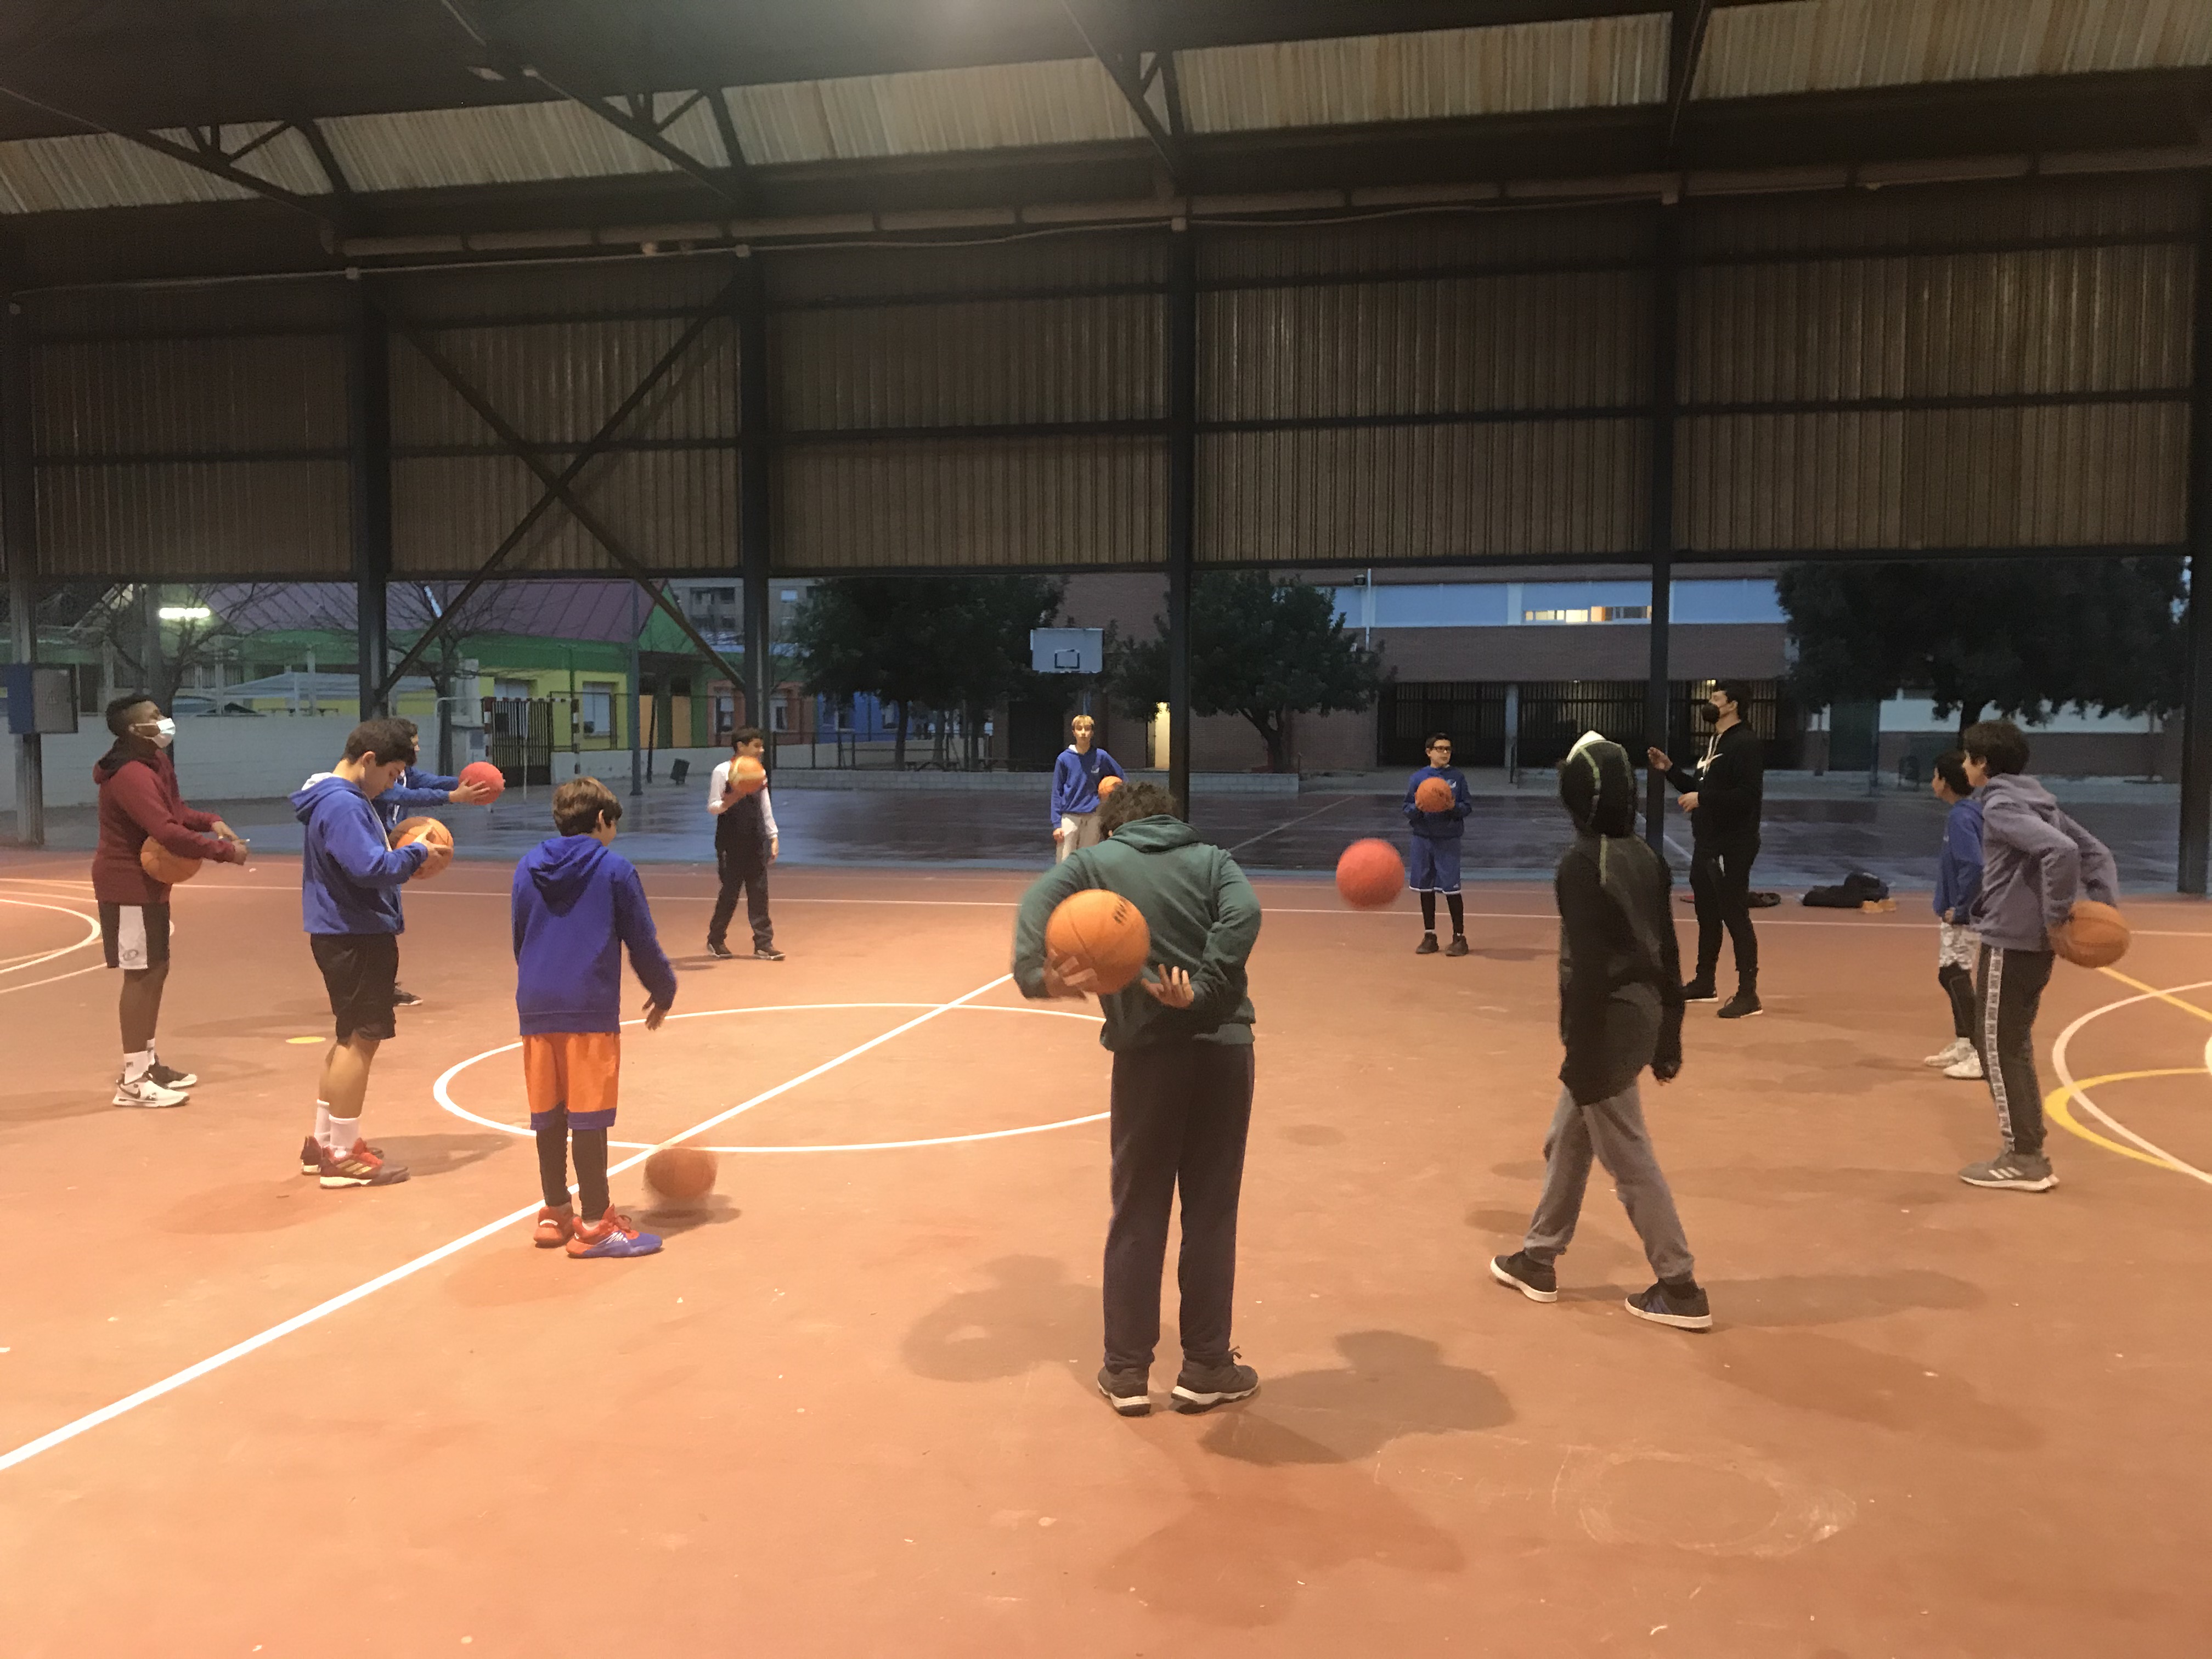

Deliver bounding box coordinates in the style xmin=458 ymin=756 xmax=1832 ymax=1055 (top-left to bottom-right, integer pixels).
xmin=706 ymin=727 xmax=783 ymax=961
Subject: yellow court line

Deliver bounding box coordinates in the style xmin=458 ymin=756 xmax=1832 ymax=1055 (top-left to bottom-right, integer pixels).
xmin=2098 ymin=966 xmax=2212 ymax=1024
xmin=2045 ymin=1069 xmax=2211 ymax=1174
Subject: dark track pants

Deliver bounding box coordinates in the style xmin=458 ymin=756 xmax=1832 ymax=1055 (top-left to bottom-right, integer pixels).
xmin=1103 ymin=1041 xmax=1255 ymax=1373
xmin=1976 ymin=943 xmax=2054 ymax=1155
xmin=1690 ymin=832 xmax=1760 ymax=988
xmin=708 ymin=851 xmax=772 ymax=951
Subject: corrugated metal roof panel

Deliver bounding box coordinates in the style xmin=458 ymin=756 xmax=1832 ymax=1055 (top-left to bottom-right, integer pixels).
xmin=0 ymin=131 xmax=256 ymax=213
xmin=35 ymin=332 xmax=348 ymax=456
xmin=321 ymin=98 xmax=718 ymax=193
xmin=34 ymin=460 xmax=350 ymax=578
xmin=1695 ymin=0 xmax=2212 ymax=100
xmin=729 ymin=57 xmax=1144 ymax=166
xmin=1179 ymin=14 xmax=1670 ymax=134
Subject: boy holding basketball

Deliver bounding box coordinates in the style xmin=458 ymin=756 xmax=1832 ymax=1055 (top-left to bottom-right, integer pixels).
xmin=1013 ymin=781 xmax=1264 ymax=1417
xmin=1403 ymin=732 xmax=1473 ymax=955
xmin=514 ymin=777 xmax=677 ymax=1257
xmin=1051 ymin=713 xmax=1126 ymax=863
xmin=373 ymin=720 xmax=497 ymax=1006
xmin=707 ymin=727 xmax=782 ymax=961
xmin=91 ymin=693 xmax=249 ymax=1108
xmin=1956 ymin=720 xmax=2119 ymax=1193
xmin=290 ymin=718 xmax=433 ymax=1187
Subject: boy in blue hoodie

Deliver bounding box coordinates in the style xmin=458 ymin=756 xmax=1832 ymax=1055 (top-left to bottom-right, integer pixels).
xmin=1924 ymin=749 xmax=1986 ymax=1081
xmin=375 ymin=720 xmax=497 ymax=1007
xmin=1403 ymin=732 xmax=1474 ymax=955
xmin=291 ymin=718 xmax=433 ymax=1188
xmin=514 ymin=776 xmax=679 ymax=1258
xmin=1050 ymin=714 xmax=1126 ymax=863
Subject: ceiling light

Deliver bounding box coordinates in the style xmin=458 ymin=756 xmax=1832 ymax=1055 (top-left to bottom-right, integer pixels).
xmin=158 ymin=606 xmax=212 ymax=621
xmin=465 ymin=63 xmax=507 ymax=82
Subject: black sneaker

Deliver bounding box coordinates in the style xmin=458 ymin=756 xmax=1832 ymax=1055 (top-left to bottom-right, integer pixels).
xmin=1415 ymin=933 xmax=1440 ymax=955
xmin=1681 ymin=979 xmax=1719 ymax=1003
xmin=1488 ymin=1251 xmax=1558 ymax=1304
xmin=1625 ymin=1279 xmax=1713 ymax=1331
xmin=392 ymin=988 xmax=422 ymax=1008
xmin=1097 ymin=1365 xmax=1151 ymax=1416
xmin=1959 ymin=1151 xmax=2058 ymax=1192
xmin=753 ymin=946 xmax=785 ymax=962
xmin=148 ymin=1060 xmax=198 ymax=1089
xmin=1717 ymin=989 xmax=1763 ymax=1019
xmin=706 ymin=939 xmax=735 ymax=959
xmin=1444 ymin=935 xmax=1469 ymax=957
xmin=1171 ymin=1352 xmax=1259 ymax=1413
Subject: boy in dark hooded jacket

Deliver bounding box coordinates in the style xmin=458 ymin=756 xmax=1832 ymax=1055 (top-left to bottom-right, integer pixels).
xmin=1492 ymin=731 xmax=1710 ymax=1330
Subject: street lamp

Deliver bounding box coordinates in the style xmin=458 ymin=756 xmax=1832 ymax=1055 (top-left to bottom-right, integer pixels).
xmin=157 ymin=605 xmax=212 ymax=622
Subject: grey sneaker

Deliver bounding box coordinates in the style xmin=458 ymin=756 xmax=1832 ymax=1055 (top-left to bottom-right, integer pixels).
xmin=1414 ymin=933 xmax=1440 ymax=955
xmin=1443 ymin=935 xmax=1469 ymax=957
xmin=1959 ymin=1152 xmax=2057 ymax=1192
xmin=1717 ymin=988 xmax=1763 ymax=1019
xmin=1171 ymin=1353 xmax=1259 ymax=1413
xmin=1489 ymin=1251 xmax=1558 ymax=1303
xmin=1625 ymin=1279 xmax=1713 ymax=1330
xmin=1943 ymin=1051 xmax=1985 ymax=1080
xmin=1097 ymin=1365 xmax=1150 ymax=1416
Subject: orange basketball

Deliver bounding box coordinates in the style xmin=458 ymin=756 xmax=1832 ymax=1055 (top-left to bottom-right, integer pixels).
xmin=1335 ymin=838 xmax=1406 ymax=910
xmin=644 ymin=1146 xmax=719 ymax=1206
xmin=1415 ymin=776 xmax=1454 ymax=814
xmin=392 ymin=816 xmax=454 ymax=882
xmin=1044 ymin=888 xmax=1151 ymax=994
xmin=1097 ymin=775 xmax=1121 ymax=799
xmin=458 ymin=759 xmax=506 ymax=800
xmin=2055 ymin=899 xmax=2129 ymax=968
xmin=139 ymin=839 xmax=202 ymax=886
xmin=729 ymin=755 xmax=767 ymax=797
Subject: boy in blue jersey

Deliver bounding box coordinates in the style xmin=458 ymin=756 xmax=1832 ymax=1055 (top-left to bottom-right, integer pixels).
xmin=1923 ymin=749 xmax=1986 ymax=1081
xmin=1050 ymin=713 xmax=1126 ymax=863
xmin=375 ymin=720 xmax=496 ymax=1006
xmin=513 ymin=777 xmax=678 ymax=1257
xmin=1403 ymin=732 xmax=1474 ymax=955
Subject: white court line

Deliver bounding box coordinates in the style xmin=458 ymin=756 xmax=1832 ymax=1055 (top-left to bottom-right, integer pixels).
xmin=1221 ymin=794 xmax=1355 ymax=855
xmin=0 ymin=962 xmax=104 ymax=998
xmin=0 ymin=897 xmax=101 ymax=977
xmin=0 ymin=969 xmax=1014 ymax=1478
xmin=2049 ymin=976 xmax=2212 ymax=1186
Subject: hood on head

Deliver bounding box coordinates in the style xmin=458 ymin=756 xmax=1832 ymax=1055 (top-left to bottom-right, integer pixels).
xmin=1559 ymin=730 xmax=1637 ymax=838
xmin=1102 ymin=815 xmax=1198 ymax=854
xmin=290 ymin=771 xmax=361 ymax=823
xmin=523 ymin=833 xmax=610 ymax=910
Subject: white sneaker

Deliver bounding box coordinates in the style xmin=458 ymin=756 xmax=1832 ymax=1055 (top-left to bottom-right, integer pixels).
xmin=1944 ymin=1052 xmax=1985 ymax=1081
xmin=113 ymin=1075 xmax=189 ymax=1108
xmin=1923 ymin=1038 xmax=1971 ymax=1068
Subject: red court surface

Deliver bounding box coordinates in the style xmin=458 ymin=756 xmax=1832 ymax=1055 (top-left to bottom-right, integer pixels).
xmin=3 ymin=850 xmax=2210 ymax=1657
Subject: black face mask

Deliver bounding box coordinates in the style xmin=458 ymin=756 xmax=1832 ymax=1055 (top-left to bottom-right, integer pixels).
xmin=1698 ymin=703 xmax=1723 ymax=725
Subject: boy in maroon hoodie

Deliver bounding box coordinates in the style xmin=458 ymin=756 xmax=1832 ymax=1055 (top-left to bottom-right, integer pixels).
xmin=91 ymin=695 xmax=248 ymax=1107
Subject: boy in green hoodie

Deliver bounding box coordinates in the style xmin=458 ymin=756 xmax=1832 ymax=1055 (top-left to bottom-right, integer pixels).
xmin=1012 ymin=781 xmax=1264 ymax=1418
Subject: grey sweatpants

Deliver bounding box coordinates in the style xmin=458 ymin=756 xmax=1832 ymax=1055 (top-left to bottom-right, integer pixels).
xmin=1521 ymin=1081 xmax=1695 ymax=1283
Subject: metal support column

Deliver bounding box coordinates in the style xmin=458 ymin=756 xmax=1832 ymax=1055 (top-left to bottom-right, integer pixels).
xmin=1166 ymin=223 xmax=1197 ymax=813
xmin=3 ymin=295 xmax=41 ymax=845
xmin=2180 ymin=179 xmax=2212 ymax=895
xmin=628 ymin=584 xmax=643 ymax=798
xmin=736 ymin=252 xmax=772 ymax=759
xmin=1643 ymin=205 xmax=1679 ymax=852
xmin=347 ymin=284 xmax=393 ymax=719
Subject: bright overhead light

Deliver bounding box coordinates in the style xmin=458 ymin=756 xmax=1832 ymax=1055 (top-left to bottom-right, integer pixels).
xmin=465 ymin=63 xmax=507 ymax=82
xmin=157 ymin=605 xmax=212 ymax=621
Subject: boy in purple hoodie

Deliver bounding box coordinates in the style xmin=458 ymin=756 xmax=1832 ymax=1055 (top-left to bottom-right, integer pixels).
xmin=513 ymin=777 xmax=679 ymax=1258
xmin=1957 ymin=720 xmax=2119 ymax=1193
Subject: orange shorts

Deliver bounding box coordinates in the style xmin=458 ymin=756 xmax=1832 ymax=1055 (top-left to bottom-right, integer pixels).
xmin=521 ymin=1031 xmax=622 ymax=1131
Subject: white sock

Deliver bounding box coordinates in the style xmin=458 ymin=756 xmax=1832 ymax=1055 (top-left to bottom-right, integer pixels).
xmin=314 ymin=1104 xmax=334 ymax=1150
xmin=123 ymin=1049 xmax=153 ymax=1084
xmin=328 ymin=1115 xmax=360 ymax=1156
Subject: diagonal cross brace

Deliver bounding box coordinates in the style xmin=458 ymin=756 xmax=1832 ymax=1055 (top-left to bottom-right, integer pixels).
xmin=373 ymin=270 xmax=751 ymax=703
xmin=1057 ymin=1 xmax=1186 ymax=187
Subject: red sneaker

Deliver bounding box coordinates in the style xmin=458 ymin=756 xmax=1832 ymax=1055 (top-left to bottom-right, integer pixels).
xmin=300 ymin=1135 xmax=383 ymax=1175
xmin=532 ymin=1205 xmax=577 ymax=1248
xmin=318 ymin=1138 xmax=409 ymax=1189
xmin=566 ymin=1206 xmax=663 ymax=1259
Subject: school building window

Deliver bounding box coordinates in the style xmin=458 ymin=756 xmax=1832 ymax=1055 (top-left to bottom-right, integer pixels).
xmin=579 ymin=681 xmax=616 ymax=737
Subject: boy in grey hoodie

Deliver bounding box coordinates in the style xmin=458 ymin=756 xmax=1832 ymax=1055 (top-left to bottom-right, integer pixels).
xmin=1959 ymin=720 xmax=2119 ymax=1192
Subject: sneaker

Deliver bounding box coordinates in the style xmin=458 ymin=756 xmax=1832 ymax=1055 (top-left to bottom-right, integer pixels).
xmin=1959 ymin=1152 xmax=2057 ymax=1192
xmin=532 ymin=1205 xmax=577 ymax=1248
xmin=1923 ymin=1037 xmax=1972 ymax=1069
xmin=1681 ymin=979 xmax=1719 ymax=1003
xmin=753 ymin=946 xmax=785 ymax=962
xmin=1489 ymin=1251 xmax=1558 ymax=1304
xmin=1717 ymin=989 xmax=1763 ymax=1019
xmin=706 ymin=939 xmax=735 ymax=959
xmin=319 ymin=1138 xmax=410 ymax=1189
xmin=1171 ymin=1352 xmax=1259 ymax=1413
xmin=567 ymin=1207 xmax=663 ymax=1259
xmin=1625 ymin=1279 xmax=1713 ymax=1331
xmin=1444 ymin=936 xmax=1469 ymax=957
xmin=1943 ymin=1051 xmax=1985 ymax=1081
xmin=1096 ymin=1365 xmax=1151 ymax=1416
xmin=392 ymin=988 xmax=422 ymax=1007
xmin=1415 ymin=933 xmax=1440 ymax=955
xmin=114 ymin=1075 xmax=189 ymax=1108
xmin=299 ymin=1135 xmax=385 ymax=1175
xmin=148 ymin=1060 xmax=198 ymax=1089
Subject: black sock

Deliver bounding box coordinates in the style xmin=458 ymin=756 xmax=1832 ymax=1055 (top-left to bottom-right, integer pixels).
xmin=1419 ymin=892 xmax=1437 ymax=933
xmin=1446 ymin=894 xmax=1464 ymax=937
xmin=574 ymin=1128 xmax=611 ymax=1218
xmin=534 ymin=1110 xmax=571 ymax=1210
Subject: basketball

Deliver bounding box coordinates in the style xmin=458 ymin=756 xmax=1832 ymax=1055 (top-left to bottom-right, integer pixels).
xmin=1044 ymin=888 xmax=1150 ymax=994
xmin=644 ymin=1146 xmax=719 ymax=1206
xmin=1097 ymin=775 xmax=1121 ymax=799
xmin=1414 ymin=777 xmax=1453 ymax=813
xmin=1336 ymin=839 xmax=1406 ymax=909
xmin=392 ymin=816 xmax=454 ymax=881
xmin=458 ymin=760 xmax=506 ymax=800
xmin=2055 ymin=899 xmax=2130 ymax=968
xmin=139 ymin=840 xmax=202 ymax=886
xmin=730 ymin=755 xmax=767 ymax=797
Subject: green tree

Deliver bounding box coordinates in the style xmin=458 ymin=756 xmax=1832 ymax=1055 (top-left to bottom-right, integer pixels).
xmin=1108 ymin=573 xmax=1381 ymax=772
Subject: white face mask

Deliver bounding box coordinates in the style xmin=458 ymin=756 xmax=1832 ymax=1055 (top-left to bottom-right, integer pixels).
xmin=141 ymin=716 xmax=176 ymax=749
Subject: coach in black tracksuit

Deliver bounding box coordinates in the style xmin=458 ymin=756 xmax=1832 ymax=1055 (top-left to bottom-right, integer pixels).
xmin=1647 ymin=678 xmax=1765 ymax=1020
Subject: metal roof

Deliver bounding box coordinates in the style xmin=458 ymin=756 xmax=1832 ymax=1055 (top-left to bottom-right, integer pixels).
xmin=210 ymin=580 xmax=659 ymax=644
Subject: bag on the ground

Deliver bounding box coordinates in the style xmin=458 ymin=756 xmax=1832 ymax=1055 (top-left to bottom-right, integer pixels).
xmin=1801 ymin=870 xmax=1889 ymax=909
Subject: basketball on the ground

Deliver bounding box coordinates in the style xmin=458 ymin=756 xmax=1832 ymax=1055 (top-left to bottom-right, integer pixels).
xmin=2055 ymin=899 xmax=2129 ymax=968
xmin=458 ymin=760 xmax=506 ymax=800
xmin=1044 ymin=888 xmax=1151 ymax=994
xmin=392 ymin=816 xmax=454 ymax=881
xmin=645 ymin=1146 xmax=718 ymax=1206
xmin=139 ymin=840 xmax=201 ymax=885
xmin=1336 ymin=839 xmax=1406 ymax=909
xmin=1097 ymin=775 xmax=1121 ymax=798
xmin=1414 ymin=777 xmax=1453 ymax=813
xmin=730 ymin=755 xmax=767 ymax=796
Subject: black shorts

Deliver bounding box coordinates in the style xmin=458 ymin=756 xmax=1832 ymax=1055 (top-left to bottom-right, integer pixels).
xmin=311 ymin=933 xmax=401 ymax=1043
xmin=100 ymin=902 xmax=171 ymax=972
